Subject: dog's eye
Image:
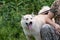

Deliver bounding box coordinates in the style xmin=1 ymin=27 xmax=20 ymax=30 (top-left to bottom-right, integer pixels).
xmin=26 ymin=18 xmax=28 ymax=20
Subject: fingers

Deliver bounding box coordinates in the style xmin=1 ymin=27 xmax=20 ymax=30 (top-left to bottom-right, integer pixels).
xmin=57 ymin=29 xmax=60 ymax=32
xmin=58 ymin=28 xmax=60 ymax=30
xmin=56 ymin=30 xmax=60 ymax=35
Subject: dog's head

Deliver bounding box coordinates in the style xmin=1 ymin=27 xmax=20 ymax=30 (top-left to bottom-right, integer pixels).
xmin=21 ymin=14 xmax=34 ymax=30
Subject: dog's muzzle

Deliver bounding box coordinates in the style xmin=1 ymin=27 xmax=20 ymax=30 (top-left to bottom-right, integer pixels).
xmin=25 ymin=21 xmax=32 ymax=30
xmin=26 ymin=21 xmax=32 ymax=26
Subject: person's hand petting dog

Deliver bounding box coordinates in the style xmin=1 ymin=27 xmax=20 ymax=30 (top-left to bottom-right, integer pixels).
xmin=54 ymin=24 xmax=60 ymax=35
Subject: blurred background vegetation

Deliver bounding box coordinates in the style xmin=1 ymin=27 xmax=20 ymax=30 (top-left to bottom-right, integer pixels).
xmin=0 ymin=0 xmax=54 ymax=40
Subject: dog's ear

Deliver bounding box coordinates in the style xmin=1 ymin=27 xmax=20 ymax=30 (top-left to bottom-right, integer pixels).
xmin=31 ymin=12 xmax=34 ymax=17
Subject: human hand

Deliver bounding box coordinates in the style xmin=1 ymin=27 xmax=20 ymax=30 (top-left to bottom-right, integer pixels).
xmin=54 ymin=24 xmax=60 ymax=35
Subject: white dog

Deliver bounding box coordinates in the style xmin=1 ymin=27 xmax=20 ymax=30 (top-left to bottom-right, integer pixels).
xmin=21 ymin=6 xmax=54 ymax=40
xmin=21 ymin=14 xmax=49 ymax=40
xmin=21 ymin=14 xmax=36 ymax=40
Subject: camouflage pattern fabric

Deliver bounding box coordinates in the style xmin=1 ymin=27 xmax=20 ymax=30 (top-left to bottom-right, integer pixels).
xmin=40 ymin=24 xmax=59 ymax=40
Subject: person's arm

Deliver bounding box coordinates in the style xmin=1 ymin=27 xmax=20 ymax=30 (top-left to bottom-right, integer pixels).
xmin=46 ymin=0 xmax=60 ymax=34
xmin=48 ymin=0 xmax=59 ymax=18
xmin=46 ymin=16 xmax=60 ymax=34
xmin=46 ymin=16 xmax=60 ymax=28
xmin=46 ymin=0 xmax=60 ymax=28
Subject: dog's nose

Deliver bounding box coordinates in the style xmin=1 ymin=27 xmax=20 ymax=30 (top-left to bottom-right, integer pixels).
xmin=26 ymin=23 xmax=28 ymax=25
xmin=30 ymin=22 xmax=32 ymax=24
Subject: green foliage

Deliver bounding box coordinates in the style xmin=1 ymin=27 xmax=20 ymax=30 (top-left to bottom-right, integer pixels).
xmin=0 ymin=0 xmax=54 ymax=40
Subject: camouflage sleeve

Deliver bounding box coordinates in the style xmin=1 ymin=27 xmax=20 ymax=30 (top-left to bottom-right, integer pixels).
xmin=50 ymin=0 xmax=59 ymax=15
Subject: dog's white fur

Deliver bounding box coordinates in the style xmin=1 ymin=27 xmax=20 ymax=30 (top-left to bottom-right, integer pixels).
xmin=21 ymin=6 xmax=54 ymax=40
xmin=38 ymin=6 xmax=50 ymax=15
xmin=21 ymin=14 xmax=48 ymax=40
xmin=21 ymin=14 xmax=36 ymax=40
